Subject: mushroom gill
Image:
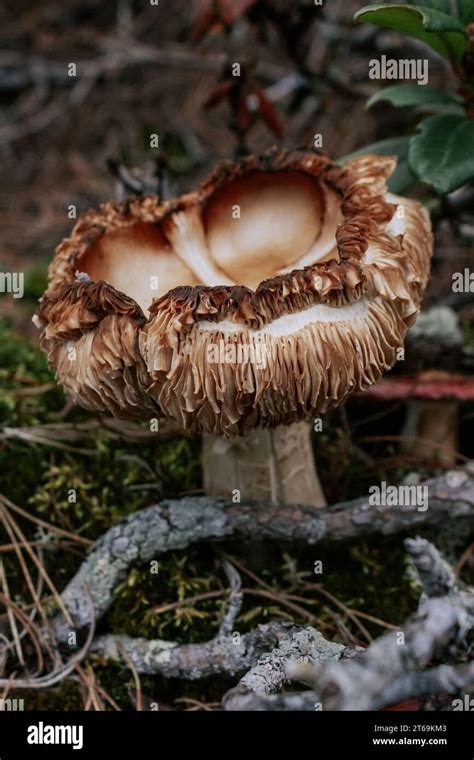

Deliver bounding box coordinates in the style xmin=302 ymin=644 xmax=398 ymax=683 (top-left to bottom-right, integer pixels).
xmin=35 ymin=148 xmax=432 ymax=506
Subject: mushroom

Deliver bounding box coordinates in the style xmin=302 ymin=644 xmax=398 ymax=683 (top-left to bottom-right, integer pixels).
xmin=359 ymin=305 xmax=466 ymax=468
xmin=34 ymin=148 xmax=432 ymax=507
xmin=361 ymin=370 xmax=474 ymax=468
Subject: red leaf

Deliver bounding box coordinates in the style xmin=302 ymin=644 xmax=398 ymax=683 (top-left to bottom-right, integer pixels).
xmin=235 ymin=94 xmax=253 ymax=133
xmin=204 ymin=81 xmax=235 ymax=109
xmin=192 ymin=0 xmax=219 ymax=39
xmin=256 ymin=89 xmax=284 ymax=138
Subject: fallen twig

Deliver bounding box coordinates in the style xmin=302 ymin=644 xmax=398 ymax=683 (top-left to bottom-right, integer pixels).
xmin=223 ymin=627 xmax=352 ymax=711
xmin=52 ymin=468 xmax=474 ymax=638
xmin=244 ymin=539 xmax=474 ymax=711
xmin=91 ymin=621 xmax=295 ymax=680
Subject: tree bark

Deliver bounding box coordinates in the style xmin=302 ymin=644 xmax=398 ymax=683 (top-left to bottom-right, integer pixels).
xmin=202 ymin=421 xmax=326 ymax=507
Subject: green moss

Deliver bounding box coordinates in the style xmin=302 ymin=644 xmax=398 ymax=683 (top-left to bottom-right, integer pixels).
xmin=23 ymin=265 xmax=49 ymax=303
xmin=17 ymin=680 xmax=85 ymax=711
xmin=0 ymin=313 xmax=200 ymax=525
xmin=0 ymin=319 xmax=51 ymax=383
xmin=107 ymin=548 xmax=222 ymax=643
xmin=106 ymin=537 xmax=419 ymax=648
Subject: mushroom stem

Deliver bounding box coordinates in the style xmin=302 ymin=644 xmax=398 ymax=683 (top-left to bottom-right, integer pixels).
xmin=401 ymin=399 xmax=459 ymax=468
xmin=202 ymin=421 xmax=327 ymax=508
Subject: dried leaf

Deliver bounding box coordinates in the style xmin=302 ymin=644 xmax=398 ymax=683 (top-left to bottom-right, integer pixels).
xmin=256 ymin=89 xmax=284 ymax=138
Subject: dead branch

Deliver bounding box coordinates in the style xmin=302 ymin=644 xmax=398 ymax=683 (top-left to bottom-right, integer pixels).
xmin=217 ymin=560 xmax=243 ymax=638
xmin=223 ymin=689 xmax=321 ymax=711
xmin=223 ymin=627 xmax=352 ymax=711
xmin=0 ymin=417 xmax=180 ymax=452
xmin=43 ymin=476 xmax=474 ymax=712
xmin=0 ymin=44 xmax=291 ymax=146
xmin=0 ymin=46 xmax=290 ymax=94
xmin=233 ymin=539 xmax=474 ymax=711
xmin=379 ymin=661 xmax=474 ymax=709
xmin=405 ymin=536 xmax=459 ymax=597
xmin=52 ymin=468 xmax=474 ymax=639
xmin=291 ymin=593 xmax=473 ymax=710
xmin=91 ymin=622 xmax=295 ymax=680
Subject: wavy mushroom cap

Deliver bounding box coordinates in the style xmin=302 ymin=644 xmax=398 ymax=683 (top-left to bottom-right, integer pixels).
xmin=35 ymin=149 xmax=432 ymax=435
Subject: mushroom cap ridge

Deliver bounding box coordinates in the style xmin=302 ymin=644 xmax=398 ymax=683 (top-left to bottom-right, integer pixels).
xmin=35 ymin=148 xmax=433 ymax=435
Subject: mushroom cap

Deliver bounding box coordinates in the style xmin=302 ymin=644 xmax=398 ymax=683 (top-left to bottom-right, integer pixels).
xmin=35 ymin=148 xmax=433 ymax=435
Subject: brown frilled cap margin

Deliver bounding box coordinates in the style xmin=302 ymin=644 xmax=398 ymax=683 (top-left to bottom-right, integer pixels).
xmin=35 ymin=147 xmax=433 ymax=435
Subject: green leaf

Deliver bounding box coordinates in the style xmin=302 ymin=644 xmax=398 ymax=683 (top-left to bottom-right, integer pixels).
xmin=408 ymin=114 xmax=474 ymax=193
xmin=407 ymin=0 xmax=474 ymax=25
xmin=457 ymin=0 xmax=474 ymax=24
xmin=339 ymin=137 xmax=417 ymax=193
xmin=406 ymin=0 xmax=458 ymax=15
xmin=354 ymin=4 xmax=467 ymax=62
xmin=366 ymin=83 xmax=463 ymax=110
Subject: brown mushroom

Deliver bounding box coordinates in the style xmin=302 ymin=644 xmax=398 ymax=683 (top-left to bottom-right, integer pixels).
xmin=34 ymin=148 xmax=432 ymax=507
xmin=361 ymin=370 xmax=474 ymax=468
